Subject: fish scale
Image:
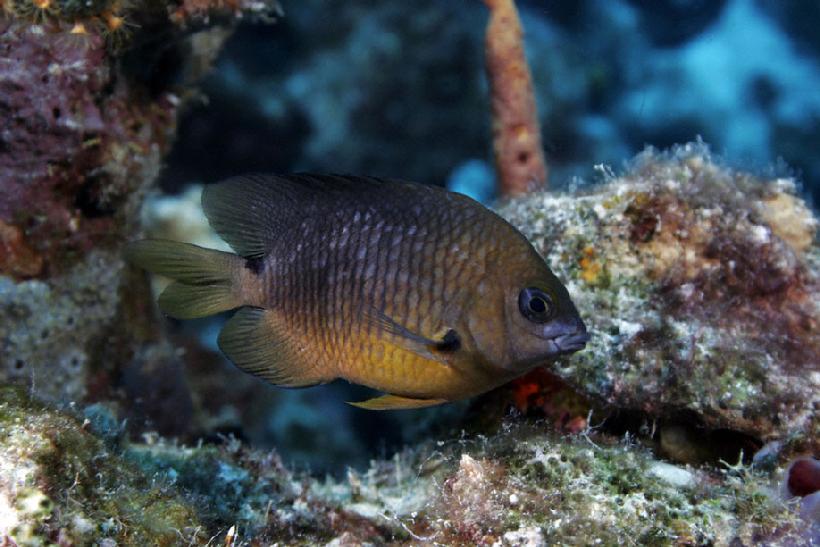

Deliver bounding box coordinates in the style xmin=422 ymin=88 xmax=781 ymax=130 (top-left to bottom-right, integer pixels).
xmin=125 ymin=174 xmax=588 ymax=409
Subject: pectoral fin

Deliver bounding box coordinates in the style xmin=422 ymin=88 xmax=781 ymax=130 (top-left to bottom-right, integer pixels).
xmin=348 ymin=394 xmax=448 ymax=410
xmin=364 ymin=307 xmax=461 ymax=362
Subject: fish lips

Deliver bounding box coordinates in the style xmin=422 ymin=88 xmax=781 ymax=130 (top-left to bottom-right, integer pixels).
xmin=541 ymin=318 xmax=590 ymax=356
xmin=552 ymin=330 xmax=591 ymax=354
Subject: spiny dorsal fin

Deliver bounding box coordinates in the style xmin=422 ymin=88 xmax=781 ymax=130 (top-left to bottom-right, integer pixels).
xmin=348 ymin=394 xmax=447 ymax=410
xmin=201 ymin=175 xmax=374 ymax=258
xmin=218 ymin=307 xmax=330 ymax=388
xmin=201 ymin=176 xmax=284 ymax=259
xmin=200 ymin=174 xmax=475 ymax=259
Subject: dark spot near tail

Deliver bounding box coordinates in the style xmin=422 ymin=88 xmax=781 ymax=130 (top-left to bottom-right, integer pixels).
xmin=244 ymin=257 xmax=265 ymax=275
xmin=435 ymin=329 xmax=461 ymax=352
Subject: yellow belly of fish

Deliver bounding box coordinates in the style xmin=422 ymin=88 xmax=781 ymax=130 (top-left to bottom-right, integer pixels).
xmin=335 ymin=334 xmax=472 ymax=400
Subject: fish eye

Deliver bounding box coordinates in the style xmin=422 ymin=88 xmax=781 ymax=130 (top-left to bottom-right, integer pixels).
xmin=518 ymin=287 xmax=554 ymax=323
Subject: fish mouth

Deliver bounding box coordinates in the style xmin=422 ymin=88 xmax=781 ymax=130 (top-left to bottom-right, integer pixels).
xmin=552 ymin=330 xmax=590 ymax=354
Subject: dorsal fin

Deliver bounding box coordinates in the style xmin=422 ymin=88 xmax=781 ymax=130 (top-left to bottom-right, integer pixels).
xmin=201 ymin=175 xmax=283 ymax=258
xmin=200 ymin=174 xmax=476 ymax=259
xmin=201 ymin=174 xmax=388 ymax=258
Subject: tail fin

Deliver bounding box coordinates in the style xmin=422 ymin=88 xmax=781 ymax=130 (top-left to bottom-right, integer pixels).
xmin=124 ymin=239 xmax=244 ymax=319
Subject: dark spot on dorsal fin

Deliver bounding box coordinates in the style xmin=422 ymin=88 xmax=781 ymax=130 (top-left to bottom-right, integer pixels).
xmin=244 ymin=257 xmax=265 ymax=275
xmin=434 ymin=329 xmax=461 ymax=352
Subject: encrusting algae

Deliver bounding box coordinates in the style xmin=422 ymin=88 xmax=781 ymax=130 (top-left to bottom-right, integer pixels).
xmin=126 ymin=174 xmax=589 ymax=409
xmin=497 ymin=142 xmax=819 ymax=454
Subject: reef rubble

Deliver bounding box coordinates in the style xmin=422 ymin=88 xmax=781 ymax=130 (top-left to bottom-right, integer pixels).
xmin=1 ymin=383 xmax=815 ymax=545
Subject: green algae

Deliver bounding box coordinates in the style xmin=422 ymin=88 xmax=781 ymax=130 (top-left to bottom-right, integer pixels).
xmin=0 ymin=385 xmax=204 ymax=545
xmin=0 ymin=385 xmax=810 ymax=545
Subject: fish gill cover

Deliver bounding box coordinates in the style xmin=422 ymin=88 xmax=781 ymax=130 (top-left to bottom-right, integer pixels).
xmin=0 ymin=0 xmax=818 ymax=545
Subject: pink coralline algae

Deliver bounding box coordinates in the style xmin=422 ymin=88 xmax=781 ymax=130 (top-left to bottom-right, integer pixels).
xmin=0 ymin=8 xmax=274 ymax=405
xmin=0 ymin=22 xmax=174 ymax=278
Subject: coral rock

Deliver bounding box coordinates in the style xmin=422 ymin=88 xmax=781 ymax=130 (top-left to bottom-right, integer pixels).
xmin=0 ymin=6 xmax=266 ymax=404
xmin=0 ymin=386 xmax=205 ymax=545
xmin=0 ymin=220 xmax=43 ymax=278
xmin=496 ymin=144 xmax=819 ymax=449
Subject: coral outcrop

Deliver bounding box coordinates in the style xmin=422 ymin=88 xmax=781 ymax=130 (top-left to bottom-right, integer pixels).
xmin=0 ymin=385 xmax=392 ymax=545
xmin=0 ymin=386 xmax=205 ymax=545
xmin=497 ymin=143 xmax=819 ymax=456
xmin=0 ymin=3 xmax=278 ymax=404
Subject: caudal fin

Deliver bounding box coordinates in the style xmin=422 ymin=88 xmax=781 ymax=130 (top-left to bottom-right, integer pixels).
xmin=124 ymin=239 xmax=244 ymax=319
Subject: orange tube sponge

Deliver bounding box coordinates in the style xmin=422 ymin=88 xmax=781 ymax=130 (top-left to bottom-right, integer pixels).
xmin=483 ymin=0 xmax=547 ymax=196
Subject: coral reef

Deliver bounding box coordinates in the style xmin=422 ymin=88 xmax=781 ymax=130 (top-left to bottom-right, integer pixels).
xmin=1 ymin=385 xmax=812 ymax=545
xmin=0 ymin=3 xmax=277 ymax=404
xmin=0 ymin=252 xmax=123 ymax=404
xmin=0 ymin=385 xmax=392 ymax=545
xmin=497 ymin=143 xmax=819 ymax=456
xmin=3 ymin=142 xmax=816 ymax=543
xmin=2 ymin=0 xmax=816 ymax=541
xmin=0 ymin=386 xmax=205 ymax=545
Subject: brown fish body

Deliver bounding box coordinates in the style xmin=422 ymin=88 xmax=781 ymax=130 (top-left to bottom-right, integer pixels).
xmin=127 ymin=175 xmax=588 ymax=409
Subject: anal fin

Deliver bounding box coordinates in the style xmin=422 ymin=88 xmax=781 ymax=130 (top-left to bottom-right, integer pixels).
xmin=348 ymin=394 xmax=447 ymax=410
xmin=219 ymin=307 xmax=328 ymax=388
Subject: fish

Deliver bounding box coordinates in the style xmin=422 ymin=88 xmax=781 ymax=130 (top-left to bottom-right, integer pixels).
xmin=125 ymin=174 xmax=589 ymax=409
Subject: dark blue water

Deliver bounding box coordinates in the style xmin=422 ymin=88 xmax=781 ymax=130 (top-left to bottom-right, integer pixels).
xmin=162 ymin=0 xmax=820 ymax=208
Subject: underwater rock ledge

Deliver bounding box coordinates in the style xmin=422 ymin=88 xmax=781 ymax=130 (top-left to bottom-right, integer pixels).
xmin=497 ymin=143 xmax=819 ymax=455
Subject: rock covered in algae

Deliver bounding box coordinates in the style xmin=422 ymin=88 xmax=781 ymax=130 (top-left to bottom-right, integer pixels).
xmin=0 ymin=386 xmax=205 ymax=545
xmin=324 ymin=424 xmax=811 ymax=545
xmin=0 ymin=385 xmax=393 ymax=545
xmin=0 ymin=2 xmax=279 ymax=405
xmin=2 ymin=383 xmax=813 ymax=545
xmin=496 ymin=143 xmax=819 ymax=452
